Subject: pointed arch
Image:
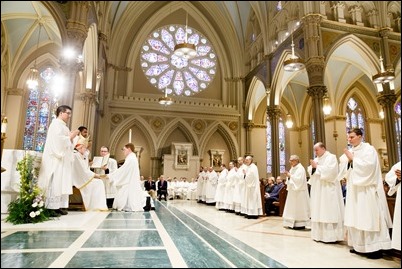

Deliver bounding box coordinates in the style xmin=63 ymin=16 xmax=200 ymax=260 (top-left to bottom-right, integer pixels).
xmin=157 ymin=119 xmax=199 ymax=157
xmin=109 ymin=115 xmax=157 ymax=157
xmin=199 ymin=121 xmax=239 ymax=160
xmin=245 ymin=76 xmax=266 ymax=121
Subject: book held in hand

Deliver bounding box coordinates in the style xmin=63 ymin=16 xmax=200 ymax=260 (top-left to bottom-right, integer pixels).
xmin=91 ymin=154 xmax=109 ymax=169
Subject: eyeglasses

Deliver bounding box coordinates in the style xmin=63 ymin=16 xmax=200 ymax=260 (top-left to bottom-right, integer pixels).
xmin=100 ymin=150 xmax=108 ymax=153
xmin=63 ymin=111 xmax=72 ymax=115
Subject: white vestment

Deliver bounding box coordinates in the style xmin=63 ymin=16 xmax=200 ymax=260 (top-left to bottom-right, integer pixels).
xmin=72 ymin=151 xmax=108 ymax=211
xmin=205 ymin=170 xmax=218 ymax=203
xmin=223 ymin=167 xmax=238 ymax=210
xmin=95 ymin=158 xmax=118 ymax=198
xmin=38 ymin=118 xmax=74 ymax=209
xmin=108 ymin=152 xmax=145 ymax=211
xmin=233 ymin=164 xmax=247 ymax=213
xmin=282 ymin=162 xmax=311 ymax=228
xmin=242 ymin=163 xmax=263 ymax=216
xmin=196 ymin=171 xmax=206 ymax=201
xmin=385 ymin=161 xmax=401 ymax=251
xmin=307 ymin=151 xmax=344 ymax=242
xmin=340 ymin=142 xmax=392 ymax=253
xmin=215 ymin=168 xmax=228 ymax=209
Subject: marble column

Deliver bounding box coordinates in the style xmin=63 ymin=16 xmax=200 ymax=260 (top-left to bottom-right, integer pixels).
xmin=267 ymin=106 xmax=281 ymax=177
xmin=377 ymin=86 xmax=398 ymax=165
xmin=244 ymin=122 xmax=254 ymax=156
xmin=150 ymin=156 xmax=161 ymax=179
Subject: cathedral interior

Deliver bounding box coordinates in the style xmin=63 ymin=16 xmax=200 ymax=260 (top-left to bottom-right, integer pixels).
xmin=1 ymin=1 xmax=401 ymax=268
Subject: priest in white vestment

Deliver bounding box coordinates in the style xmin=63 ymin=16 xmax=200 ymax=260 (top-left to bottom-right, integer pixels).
xmin=205 ymin=167 xmax=218 ymax=204
xmin=107 ymin=143 xmax=146 ymax=211
xmin=94 ymin=146 xmax=118 ymax=208
xmin=234 ymin=157 xmax=246 ymax=214
xmin=339 ymin=128 xmax=391 ymax=257
xmin=223 ymin=162 xmax=238 ymax=211
xmin=38 ymin=105 xmax=79 ymax=215
xmin=283 ymin=155 xmax=310 ymax=229
xmin=196 ymin=167 xmax=206 ymax=202
xmin=307 ymin=142 xmax=344 ymax=242
xmin=384 ymin=161 xmax=401 ymax=251
xmin=215 ymin=164 xmax=228 ymax=209
xmin=242 ymin=156 xmax=263 ymax=218
xmin=72 ymin=144 xmax=108 ymax=211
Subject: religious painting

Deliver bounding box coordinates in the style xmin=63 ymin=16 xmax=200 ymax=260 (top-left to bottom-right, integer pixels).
xmin=212 ymin=153 xmax=222 ymax=168
xmin=174 ymin=147 xmax=190 ymax=170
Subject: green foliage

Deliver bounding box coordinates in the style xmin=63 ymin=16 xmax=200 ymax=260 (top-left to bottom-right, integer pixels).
xmin=6 ymin=153 xmax=52 ymax=224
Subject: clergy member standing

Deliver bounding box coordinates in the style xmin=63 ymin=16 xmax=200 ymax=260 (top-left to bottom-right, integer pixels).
xmin=282 ymin=155 xmax=310 ymax=229
xmin=107 ymin=143 xmax=145 ymax=211
xmin=242 ymin=156 xmax=263 ymax=219
xmin=385 ymin=161 xmax=401 ymax=251
xmin=339 ymin=128 xmax=392 ymax=259
xmin=38 ymin=105 xmax=79 ymax=216
xmin=307 ymin=142 xmax=344 ymax=243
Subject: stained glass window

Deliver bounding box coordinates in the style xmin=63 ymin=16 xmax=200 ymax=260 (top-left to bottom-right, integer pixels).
xmin=141 ymin=25 xmax=217 ymax=96
xmin=23 ymin=67 xmax=59 ymax=152
xmin=395 ymin=101 xmax=401 ymax=161
xmin=279 ymin=117 xmax=286 ymax=173
xmin=346 ymin=97 xmax=365 ymax=140
xmin=266 ymin=117 xmax=272 ymax=173
xmin=266 ymin=116 xmax=286 ymax=174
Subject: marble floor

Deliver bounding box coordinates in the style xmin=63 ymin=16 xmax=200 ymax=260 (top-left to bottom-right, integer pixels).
xmin=1 ymin=200 xmax=400 ymax=268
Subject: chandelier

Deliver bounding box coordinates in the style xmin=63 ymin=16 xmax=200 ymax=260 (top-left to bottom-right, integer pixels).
xmin=285 ymin=114 xmax=294 ymax=128
xmin=323 ymin=94 xmax=332 ymax=115
xmin=27 ymin=23 xmax=42 ymax=89
xmin=174 ymin=12 xmax=197 ymax=59
xmin=283 ymin=36 xmax=305 ymax=72
xmin=372 ymin=56 xmax=395 ymax=88
xmin=158 ymin=88 xmax=174 ymax=106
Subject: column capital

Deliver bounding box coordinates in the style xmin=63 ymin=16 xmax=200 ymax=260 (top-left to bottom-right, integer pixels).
xmin=377 ymin=92 xmax=397 ymax=107
xmin=306 ymin=56 xmax=325 ymax=86
xmin=267 ymin=106 xmax=282 ymax=119
xmin=307 ymin=85 xmax=327 ymax=99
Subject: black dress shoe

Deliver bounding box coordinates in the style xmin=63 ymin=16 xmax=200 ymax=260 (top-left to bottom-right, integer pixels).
xmin=49 ymin=210 xmax=61 ymax=217
xmin=349 ymin=249 xmax=357 ymax=254
xmin=56 ymin=209 xmax=68 ymax=215
xmin=366 ymin=251 xmax=383 ymax=259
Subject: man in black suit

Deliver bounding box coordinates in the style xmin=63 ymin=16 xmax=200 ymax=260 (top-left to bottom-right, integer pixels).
xmin=157 ymin=175 xmax=168 ymax=201
xmin=144 ymin=176 xmax=156 ymax=199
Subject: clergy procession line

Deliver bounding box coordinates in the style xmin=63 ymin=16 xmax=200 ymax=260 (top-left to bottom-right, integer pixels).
xmin=36 ymin=104 xmax=399 ymax=262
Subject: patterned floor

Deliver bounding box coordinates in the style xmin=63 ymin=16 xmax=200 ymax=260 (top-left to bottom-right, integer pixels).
xmin=1 ymin=200 xmax=400 ymax=268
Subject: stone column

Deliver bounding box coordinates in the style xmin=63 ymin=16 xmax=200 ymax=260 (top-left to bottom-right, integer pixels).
xmin=303 ymin=15 xmax=327 ymax=145
xmin=150 ymin=156 xmax=161 ymax=179
xmin=60 ymin=2 xmax=89 ymax=108
xmin=77 ymin=91 xmax=96 ymax=127
xmin=377 ymin=87 xmax=398 ymax=165
xmin=244 ymin=122 xmax=254 ymax=156
xmin=267 ymin=106 xmax=282 ymax=177
xmin=307 ymin=85 xmax=327 ymax=144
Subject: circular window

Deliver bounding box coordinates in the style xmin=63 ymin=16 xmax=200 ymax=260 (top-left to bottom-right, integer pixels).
xmin=140 ymin=25 xmax=217 ymax=96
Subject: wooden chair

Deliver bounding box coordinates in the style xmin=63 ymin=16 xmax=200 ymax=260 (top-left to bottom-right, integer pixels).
xmin=272 ymin=184 xmax=287 ymax=217
xmin=68 ymin=186 xmax=85 ymax=211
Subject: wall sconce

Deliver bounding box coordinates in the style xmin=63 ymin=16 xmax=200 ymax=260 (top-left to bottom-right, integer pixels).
xmin=285 ymin=114 xmax=294 ymax=128
xmin=323 ymin=95 xmax=332 ymax=115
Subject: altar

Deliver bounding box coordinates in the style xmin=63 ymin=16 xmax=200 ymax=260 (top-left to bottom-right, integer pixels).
xmin=1 ymin=149 xmax=43 ymax=213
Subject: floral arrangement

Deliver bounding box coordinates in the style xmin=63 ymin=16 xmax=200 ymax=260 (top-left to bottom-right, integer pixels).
xmin=6 ymin=153 xmax=51 ymax=224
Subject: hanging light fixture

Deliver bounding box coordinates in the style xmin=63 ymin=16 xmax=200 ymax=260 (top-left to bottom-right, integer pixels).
xmin=283 ymin=35 xmax=305 ymax=72
xmin=27 ymin=23 xmax=42 ymax=89
xmin=372 ymin=56 xmax=395 ymax=84
xmin=174 ymin=12 xmax=197 ymax=60
xmin=379 ymin=108 xmax=384 ymax=119
xmin=158 ymin=87 xmax=174 ymax=106
xmin=285 ymin=114 xmax=294 ymax=128
xmin=323 ymin=94 xmax=332 ymax=115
